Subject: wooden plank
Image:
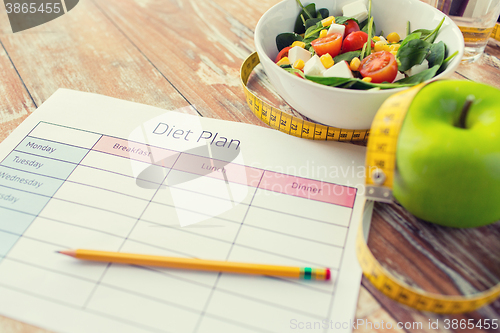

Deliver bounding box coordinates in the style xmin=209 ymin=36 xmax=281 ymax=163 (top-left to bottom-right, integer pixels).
xmin=0 ymin=43 xmax=36 ymax=143
xmin=211 ymin=0 xmax=280 ymax=31
xmin=0 ymin=0 xmax=198 ymax=117
xmin=364 ymin=203 xmax=500 ymax=332
xmin=0 ymin=8 xmax=37 ymax=143
xmin=93 ymin=0 xmax=275 ymax=125
xmin=0 ymin=314 xmax=51 ymax=333
xmin=372 ymin=203 xmax=500 ymax=292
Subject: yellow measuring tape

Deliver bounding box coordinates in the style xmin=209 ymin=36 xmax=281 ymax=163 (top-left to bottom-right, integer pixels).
xmin=240 ymin=53 xmax=500 ymax=313
xmin=361 ymin=83 xmax=500 ymax=314
xmin=240 ymin=52 xmax=369 ymax=142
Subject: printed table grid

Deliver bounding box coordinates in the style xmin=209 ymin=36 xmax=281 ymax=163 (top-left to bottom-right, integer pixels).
xmin=0 ymin=121 xmax=357 ymax=333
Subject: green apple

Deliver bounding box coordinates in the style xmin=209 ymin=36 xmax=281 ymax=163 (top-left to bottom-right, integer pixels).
xmin=393 ymin=80 xmax=500 ymax=228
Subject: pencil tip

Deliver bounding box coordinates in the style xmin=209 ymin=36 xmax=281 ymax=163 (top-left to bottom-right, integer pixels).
xmin=57 ymin=249 xmax=77 ymax=257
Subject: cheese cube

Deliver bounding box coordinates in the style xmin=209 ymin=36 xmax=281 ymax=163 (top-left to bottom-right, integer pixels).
xmin=327 ymin=23 xmax=346 ymax=38
xmin=323 ymin=61 xmax=354 ymax=78
xmin=304 ymin=55 xmax=326 ymax=76
xmin=342 ymin=0 xmax=368 ymax=23
xmin=288 ymin=46 xmax=311 ymax=65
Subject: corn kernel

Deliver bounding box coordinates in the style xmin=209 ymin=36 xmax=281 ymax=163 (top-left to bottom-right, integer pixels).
xmin=389 ymin=43 xmax=400 ymax=51
xmin=390 ymin=50 xmax=398 ymax=56
xmin=276 ymin=57 xmax=290 ymax=66
xmin=382 ymin=44 xmax=391 ymax=51
xmin=319 ymin=29 xmax=328 ymax=39
xmin=386 ymin=32 xmax=400 ymax=43
xmin=293 ymin=59 xmax=305 ymax=70
xmin=374 ymin=40 xmax=387 ymax=52
xmin=362 ymin=77 xmax=372 ymax=82
xmin=373 ymin=36 xmax=380 ymax=41
xmin=291 ymin=41 xmax=306 ymax=48
xmin=320 ymin=53 xmax=334 ymax=69
xmin=321 ymin=16 xmax=335 ymax=27
xmin=350 ymin=57 xmax=361 ymax=71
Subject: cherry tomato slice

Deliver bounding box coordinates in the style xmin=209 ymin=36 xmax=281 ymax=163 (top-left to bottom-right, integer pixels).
xmin=341 ymin=31 xmax=374 ymax=53
xmin=359 ymin=51 xmax=398 ymax=83
xmin=344 ymin=19 xmax=360 ymax=37
xmin=294 ymin=71 xmax=305 ymax=79
xmin=275 ymin=46 xmax=292 ymax=63
xmin=311 ymin=33 xmax=342 ymax=58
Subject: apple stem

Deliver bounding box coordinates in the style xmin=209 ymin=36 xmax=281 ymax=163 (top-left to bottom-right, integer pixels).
xmin=457 ymin=96 xmax=475 ymax=129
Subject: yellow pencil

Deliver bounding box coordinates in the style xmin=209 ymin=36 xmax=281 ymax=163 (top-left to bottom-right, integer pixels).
xmin=58 ymin=249 xmax=331 ymax=280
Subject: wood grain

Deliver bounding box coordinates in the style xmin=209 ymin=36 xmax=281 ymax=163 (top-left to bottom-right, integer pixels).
xmin=0 ymin=315 xmax=49 ymax=333
xmin=93 ymin=0 xmax=278 ymax=125
xmin=0 ymin=9 xmax=37 ymax=143
xmin=364 ymin=202 xmax=500 ymax=333
xmin=0 ymin=0 xmax=197 ymax=116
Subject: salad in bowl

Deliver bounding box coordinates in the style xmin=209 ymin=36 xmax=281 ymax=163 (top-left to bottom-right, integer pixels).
xmin=254 ymin=0 xmax=464 ymax=128
xmin=275 ymin=0 xmax=457 ymax=89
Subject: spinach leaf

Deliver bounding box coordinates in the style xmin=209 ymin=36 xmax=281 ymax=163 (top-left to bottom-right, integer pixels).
xmin=305 ymin=76 xmax=354 ymax=87
xmin=345 ymin=80 xmax=414 ymax=90
xmin=395 ymin=65 xmax=440 ymax=84
xmin=359 ymin=19 xmax=367 ymax=31
xmin=338 ymin=80 xmax=360 ymax=89
xmin=302 ymin=21 xmax=323 ymax=48
xmin=294 ymin=3 xmax=316 ymax=34
xmin=305 ymin=17 xmax=322 ymax=31
xmin=304 ymin=21 xmax=323 ymax=37
xmin=302 ymin=37 xmax=316 ymax=48
xmin=335 ymin=16 xmax=358 ymax=25
xmin=412 ymin=28 xmax=433 ymax=40
xmin=363 ymin=17 xmax=374 ymax=59
xmin=317 ymin=8 xmax=329 ymax=19
xmin=360 ymin=0 xmax=373 ymax=34
xmin=276 ymin=33 xmax=303 ymax=51
xmin=426 ymin=41 xmax=445 ymax=68
xmin=398 ymin=32 xmax=422 ymax=51
xmin=397 ymin=39 xmax=431 ymax=71
xmin=305 ymin=75 xmax=416 ymax=89
xmin=443 ymin=50 xmax=458 ymax=64
xmin=442 ymin=50 xmax=458 ymax=66
xmin=333 ymin=51 xmax=362 ymax=63
xmin=302 ymin=37 xmax=316 ymax=49
xmin=284 ymin=67 xmax=305 ymax=78
xmin=361 ymin=20 xmax=375 ymax=34
xmin=413 ymin=17 xmax=445 ymax=43
xmin=438 ymin=49 xmax=457 ymax=74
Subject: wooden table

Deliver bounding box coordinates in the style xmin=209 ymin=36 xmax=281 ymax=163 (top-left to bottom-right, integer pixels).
xmin=0 ymin=1 xmax=499 ymax=332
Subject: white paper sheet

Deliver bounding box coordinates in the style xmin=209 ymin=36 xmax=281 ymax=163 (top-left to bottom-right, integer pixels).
xmin=0 ymin=89 xmax=372 ymax=333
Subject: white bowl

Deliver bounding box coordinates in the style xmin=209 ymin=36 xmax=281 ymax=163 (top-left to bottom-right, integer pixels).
xmin=254 ymin=0 xmax=464 ymax=129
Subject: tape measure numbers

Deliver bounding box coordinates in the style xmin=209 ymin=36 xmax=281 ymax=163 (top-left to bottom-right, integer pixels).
xmin=240 ymin=52 xmax=369 ymax=142
xmin=240 ymin=53 xmax=500 ymax=313
xmin=364 ymin=83 xmax=425 ymax=203
xmin=363 ymin=82 xmax=500 ymax=314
